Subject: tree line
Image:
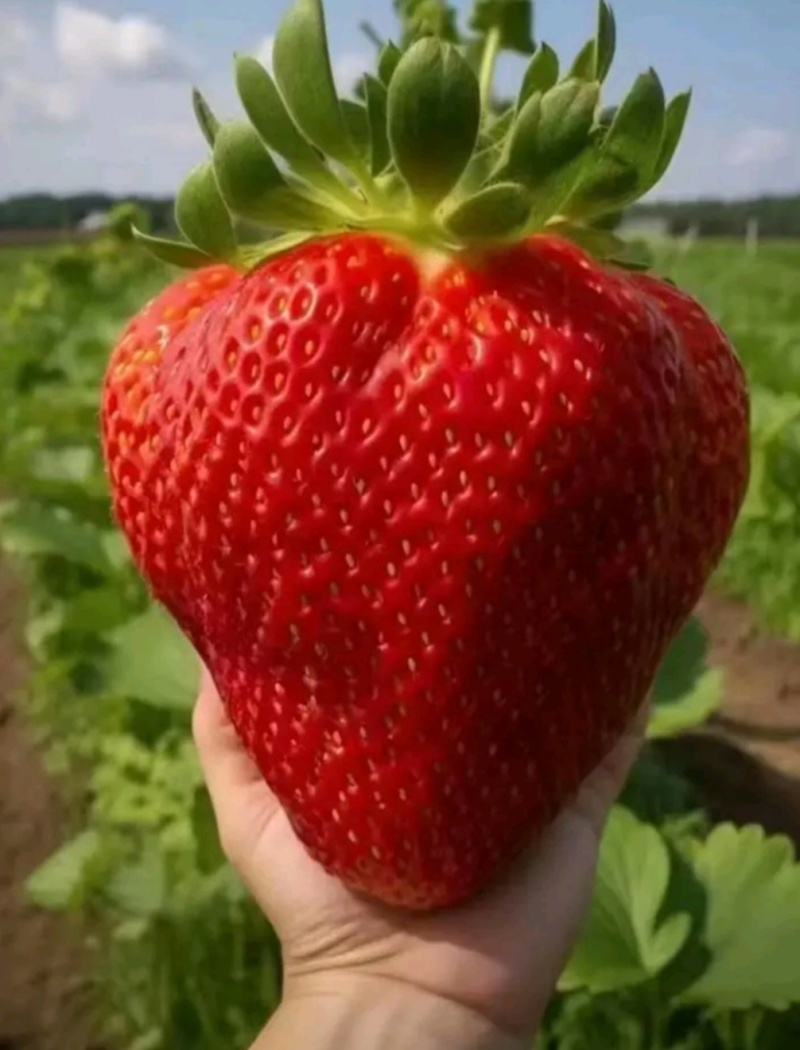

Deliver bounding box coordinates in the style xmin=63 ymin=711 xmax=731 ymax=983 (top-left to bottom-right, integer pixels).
xmin=0 ymin=190 xmax=799 ymax=240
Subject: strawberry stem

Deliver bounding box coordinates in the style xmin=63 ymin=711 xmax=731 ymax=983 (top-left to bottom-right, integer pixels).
xmin=478 ymin=27 xmax=502 ymax=114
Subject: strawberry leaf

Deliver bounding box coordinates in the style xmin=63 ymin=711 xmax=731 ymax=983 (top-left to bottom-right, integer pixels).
xmin=272 ymin=0 xmax=360 ymax=171
xmin=648 ymin=669 xmax=722 ymax=740
xmin=683 ymin=825 xmax=800 ymax=1010
xmin=518 ymin=43 xmax=559 ymax=108
xmin=443 ymin=182 xmax=531 ymax=238
xmin=470 ymin=0 xmax=535 ymax=55
xmin=388 ymin=38 xmax=481 ymax=205
xmin=107 ymin=845 xmax=167 ymax=917
xmin=652 ymin=616 xmax=709 ymax=701
xmin=559 ymin=807 xmax=692 ymax=993
xmin=647 ymin=616 xmax=722 ymax=739
xmin=105 ymin=605 xmax=197 ymax=710
xmin=26 ymin=831 xmax=103 ymax=912
xmin=0 ymin=502 xmax=113 ymax=573
xmin=175 ymin=162 xmax=239 ymax=262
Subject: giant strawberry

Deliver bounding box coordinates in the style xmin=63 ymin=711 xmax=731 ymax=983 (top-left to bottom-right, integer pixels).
xmin=101 ymin=0 xmax=750 ymax=909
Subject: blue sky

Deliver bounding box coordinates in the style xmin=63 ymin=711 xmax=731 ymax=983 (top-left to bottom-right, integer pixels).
xmin=0 ymin=0 xmax=798 ymax=200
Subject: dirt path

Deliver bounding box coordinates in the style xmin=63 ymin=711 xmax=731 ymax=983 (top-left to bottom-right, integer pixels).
xmin=0 ymin=566 xmax=96 ymax=1050
xmin=660 ymin=591 xmax=800 ymax=848
xmin=1 ymin=582 xmax=800 ymax=1047
xmin=699 ymin=591 xmax=800 ymax=778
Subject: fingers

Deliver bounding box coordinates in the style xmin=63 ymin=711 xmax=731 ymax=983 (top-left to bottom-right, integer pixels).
xmin=192 ymin=665 xmax=282 ymax=870
xmin=192 ymin=666 xmax=261 ymax=795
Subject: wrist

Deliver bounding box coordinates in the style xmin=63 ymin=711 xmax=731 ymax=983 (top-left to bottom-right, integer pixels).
xmin=254 ymin=974 xmax=528 ymax=1050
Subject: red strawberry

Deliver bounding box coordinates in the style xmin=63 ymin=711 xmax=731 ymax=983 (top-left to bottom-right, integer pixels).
xmin=103 ymin=265 xmax=238 ymax=611
xmin=100 ymin=0 xmax=750 ymax=909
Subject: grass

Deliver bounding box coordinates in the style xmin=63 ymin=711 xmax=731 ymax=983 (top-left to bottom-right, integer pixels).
xmin=654 ymin=239 xmax=800 ymax=396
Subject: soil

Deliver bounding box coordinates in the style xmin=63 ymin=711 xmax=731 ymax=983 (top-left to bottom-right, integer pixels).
xmin=1 ymin=579 xmax=800 ymax=1048
xmin=0 ymin=566 xmax=97 ymax=1050
xmin=669 ymin=591 xmax=800 ymax=847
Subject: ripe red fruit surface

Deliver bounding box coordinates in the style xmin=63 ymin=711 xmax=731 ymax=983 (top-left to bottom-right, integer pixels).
xmin=102 ymin=233 xmax=749 ymax=908
xmin=100 ymin=0 xmax=751 ymax=908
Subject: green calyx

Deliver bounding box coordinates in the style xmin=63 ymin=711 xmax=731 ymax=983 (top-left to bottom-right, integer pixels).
xmin=135 ymin=0 xmax=691 ymax=272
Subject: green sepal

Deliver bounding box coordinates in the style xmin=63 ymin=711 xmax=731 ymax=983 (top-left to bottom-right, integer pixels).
xmin=594 ymin=1 xmax=616 ymax=82
xmin=131 ymin=227 xmax=215 ymax=270
xmin=569 ymin=38 xmax=596 ymax=81
xmin=240 ymin=231 xmax=317 ymax=269
xmin=608 ymin=254 xmax=652 ymax=272
xmin=341 ymin=100 xmax=372 ymax=167
xmin=192 ymin=88 xmax=221 ymax=147
xmin=548 ymin=222 xmax=651 ymax=271
xmin=566 ymin=68 xmax=667 ymax=219
xmin=388 ymin=38 xmax=481 ymax=205
xmin=546 ymin=220 xmax=628 ymax=260
xmin=570 ymin=3 xmax=615 ymax=83
xmin=483 ymin=105 xmax=515 ymax=147
xmin=443 ymin=182 xmax=531 ymax=238
xmin=503 ymin=79 xmax=600 ymax=229
xmin=147 ymin=0 xmax=691 ymax=270
xmin=518 ymin=43 xmax=559 ymax=108
xmin=234 ymin=54 xmax=350 ymax=204
xmin=470 ymin=0 xmax=535 ymax=54
xmin=271 ymin=0 xmax=359 ymax=171
xmin=457 ymin=143 xmax=504 ymax=196
xmin=175 ymin=162 xmax=239 ymax=262
xmin=212 ymin=121 xmax=335 ymax=230
xmin=378 ymin=41 xmax=403 ymax=86
xmin=364 ymin=75 xmax=391 ymax=175
xmin=649 ymin=89 xmax=692 ymax=189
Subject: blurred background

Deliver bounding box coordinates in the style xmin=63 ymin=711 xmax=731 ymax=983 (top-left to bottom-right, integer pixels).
xmin=1 ymin=1 xmax=800 ymax=1049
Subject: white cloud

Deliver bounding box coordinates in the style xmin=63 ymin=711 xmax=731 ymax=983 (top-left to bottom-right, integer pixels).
xmin=0 ymin=14 xmax=31 ymax=64
xmin=55 ymin=4 xmax=190 ymax=81
xmin=0 ymin=73 xmax=80 ymax=133
xmin=728 ymin=127 xmax=795 ymax=168
xmin=132 ymin=120 xmax=201 ymax=148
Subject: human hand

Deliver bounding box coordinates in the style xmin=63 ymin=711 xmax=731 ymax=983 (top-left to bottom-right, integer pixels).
xmin=194 ymin=666 xmax=646 ymax=1050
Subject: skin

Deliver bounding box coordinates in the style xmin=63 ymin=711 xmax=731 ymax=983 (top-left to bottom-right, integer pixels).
xmin=193 ymin=665 xmax=647 ymax=1049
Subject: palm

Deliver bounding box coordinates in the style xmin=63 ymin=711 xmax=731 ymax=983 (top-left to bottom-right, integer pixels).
xmin=194 ymin=675 xmax=644 ymax=1038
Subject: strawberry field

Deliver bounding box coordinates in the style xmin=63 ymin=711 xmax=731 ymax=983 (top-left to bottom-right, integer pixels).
xmin=2 ymin=230 xmax=800 ymax=1050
